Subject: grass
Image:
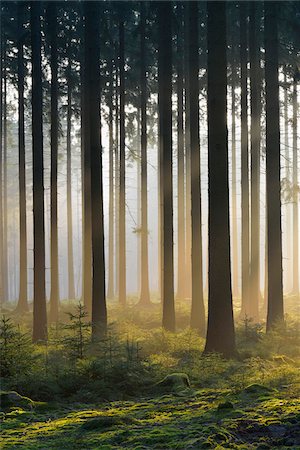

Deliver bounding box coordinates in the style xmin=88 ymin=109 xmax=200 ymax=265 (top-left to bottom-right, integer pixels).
xmin=1 ymin=296 xmax=300 ymax=449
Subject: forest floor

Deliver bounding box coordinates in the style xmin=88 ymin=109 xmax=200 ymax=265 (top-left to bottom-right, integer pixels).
xmin=1 ymin=296 xmax=300 ymax=449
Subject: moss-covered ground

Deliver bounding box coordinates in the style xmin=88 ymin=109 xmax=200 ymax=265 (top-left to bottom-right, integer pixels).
xmin=1 ymin=296 xmax=300 ymax=449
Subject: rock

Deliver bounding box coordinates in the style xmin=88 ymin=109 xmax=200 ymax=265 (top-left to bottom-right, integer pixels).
xmin=243 ymin=384 xmax=273 ymax=395
xmin=0 ymin=391 xmax=34 ymax=411
xmin=156 ymin=373 xmax=191 ymax=390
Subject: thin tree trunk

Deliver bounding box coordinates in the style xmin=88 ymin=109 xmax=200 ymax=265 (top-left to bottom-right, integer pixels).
xmin=0 ymin=27 xmax=3 ymax=304
xmin=114 ymin=67 xmax=119 ymax=296
xmin=189 ymin=2 xmax=205 ymax=334
xmin=231 ymin=69 xmax=238 ymax=298
xmin=31 ymin=2 xmax=47 ymax=342
xmin=284 ymin=71 xmax=291 ymax=292
xmin=158 ymin=1 xmax=175 ymax=332
xmin=204 ymin=1 xmax=236 ymax=358
xmin=176 ymin=4 xmax=185 ymax=300
xmin=84 ymin=2 xmax=107 ymax=338
xmin=16 ymin=2 xmax=28 ymax=312
xmin=119 ymin=20 xmax=126 ymax=306
xmin=82 ymin=28 xmax=92 ymax=316
xmin=249 ymin=2 xmax=260 ymax=321
xmin=184 ymin=4 xmax=192 ymax=300
xmin=139 ymin=1 xmax=150 ymax=306
xmin=265 ymin=1 xmax=284 ymax=331
xmin=67 ymin=61 xmax=75 ymax=301
xmin=3 ymin=39 xmax=8 ymax=302
xmin=107 ymin=52 xmax=115 ymax=299
xmin=292 ymin=76 xmax=299 ymax=294
xmin=48 ymin=3 xmax=59 ymax=322
xmin=239 ymin=2 xmax=250 ymax=319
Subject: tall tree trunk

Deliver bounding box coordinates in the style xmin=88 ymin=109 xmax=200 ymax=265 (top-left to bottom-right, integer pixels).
xmin=31 ymin=2 xmax=47 ymax=342
xmin=67 ymin=61 xmax=75 ymax=301
xmin=84 ymin=2 xmax=107 ymax=338
xmin=0 ymin=27 xmax=3 ymax=304
xmin=16 ymin=3 xmax=28 ymax=312
xmin=265 ymin=1 xmax=284 ymax=331
xmin=249 ymin=2 xmax=260 ymax=321
xmin=48 ymin=3 xmax=59 ymax=322
xmin=139 ymin=1 xmax=150 ymax=306
xmin=114 ymin=67 xmax=119 ymax=296
xmin=231 ymin=68 xmax=238 ymax=298
xmin=189 ymin=2 xmax=205 ymax=334
xmin=292 ymin=76 xmax=299 ymax=294
xmin=119 ymin=20 xmax=126 ymax=306
xmin=82 ymin=28 xmax=92 ymax=316
xmin=284 ymin=70 xmax=291 ymax=292
xmin=107 ymin=53 xmax=115 ymax=299
xmin=176 ymin=4 xmax=185 ymax=300
xmin=184 ymin=4 xmax=192 ymax=300
xmin=240 ymin=2 xmax=250 ymax=318
xmin=3 ymin=39 xmax=8 ymax=302
xmin=204 ymin=1 xmax=236 ymax=358
xmin=158 ymin=1 xmax=175 ymax=332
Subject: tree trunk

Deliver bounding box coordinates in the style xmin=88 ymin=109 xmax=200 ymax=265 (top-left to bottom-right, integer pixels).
xmin=204 ymin=1 xmax=236 ymax=358
xmin=184 ymin=4 xmax=192 ymax=300
xmin=114 ymin=66 xmax=119 ymax=297
xmin=0 ymin=27 xmax=3 ymax=305
xmin=231 ymin=68 xmax=238 ymax=298
xmin=84 ymin=2 xmax=107 ymax=338
xmin=119 ymin=19 xmax=126 ymax=306
xmin=139 ymin=1 xmax=151 ymax=306
xmin=158 ymin=1 xmax=175 ymax=332
xmin=176 ymin=4 xmax=185 ymax=300
xmin=82 ymin=27 xmax=92 ymax=316
xmin=3 ymin=39 xmax=8 ymax=302
xmin=16 ymin=2 xmax=28 ymax=312
xmin=188 ymin=2 xmax=205 ymax=334
xmin=31 ymin=2 xmax=47 ymax=342
xmin=240 ymin=2 xmax=250 ymax=318
xmin=265 ymin=1 xmax=284 ymax=331
xmin=249 ymin=2 xmax=260 ymax=321
xmin=292 ymin=76 xmax=299 ymax=294
xmin=284 ymin=70 xmax=291 ymax=293
xmin=67 ymin=60 xmax=75 ymax=301
xmin=48 ymin=3 xmax=59 ymax=322
xmin=107 ymin=52 xmax=115 ymax=299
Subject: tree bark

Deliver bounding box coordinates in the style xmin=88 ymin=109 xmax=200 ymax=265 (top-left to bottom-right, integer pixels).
xmin=81 ymin=22 xmax=92 ymax=316
xmin=240 ymin=2 xmax=250 ymax=318
xmin=31 ymin=1 xmax=47 ymax=342
xmin=189 ymin=2 xmax=205 ymax=334
xmin=249 ymin=2 xmax=260 ymax=321
xmin=66 ymin=59 xmax=75 ymax=301
xmin=292 ymin=76 xmax=299 ymax=294
xmin=184 ymin=3 xmax=192 ymax=300
xmin=139 ymin=1 xmax=151 ymax=306
xmin=48 ymin=2 xmax=59 ymax=322
xmin=118 ymin=19 xmax=126 ymax=306
xmin=176 ymin=4 xmax=185 ymax=300
xmin=265 ymin=1 xmax=284 ymax=331
xmin=16 ymin=2 xmax=28 ymax=312
xmin=84 ymin=2 xmax=107 ymax=338
xmin=204 ymin=1 xmax=236 ymax=358
xmin=0 ymin=26 xmax=3 ymax=305
xmin=158 ymin=1 xmax=175 ymax=332
xmin=107 ymin=51 xmax=115 ymax=299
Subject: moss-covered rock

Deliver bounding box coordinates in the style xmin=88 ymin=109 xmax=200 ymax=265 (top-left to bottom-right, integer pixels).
xmin=156 ymin=373 xmax=191 ymax=391
xmin=0 ymin=391 xmax=34 ymax=411
xmin=244 ymin=384 xmax=273 ymax=395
